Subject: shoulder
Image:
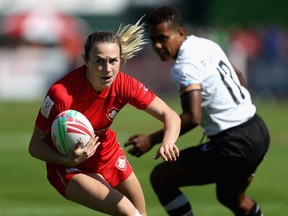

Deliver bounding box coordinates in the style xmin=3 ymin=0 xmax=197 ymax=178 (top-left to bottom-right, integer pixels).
xmin=180 ymin=35 xmax=219 ymax=55
xmin=116 ymin=71 xmax=134 ymax=80
xmin=49 ymin=65 xmax=86 ymax=98
xmin=114 ymin=71 xmax=155 ymax=103
xmin=60 ymin=65 xmax=86 ymax=83
xmin=54 ymin=65 xmax=86 ymax=86
xmin=114 ymin=71 xmax=139 ymax=86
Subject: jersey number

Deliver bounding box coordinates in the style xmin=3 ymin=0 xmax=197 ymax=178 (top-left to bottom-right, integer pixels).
xmin=217 ymin=60 xmax=245 ymax=104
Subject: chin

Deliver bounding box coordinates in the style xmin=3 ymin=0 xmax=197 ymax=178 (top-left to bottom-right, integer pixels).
xmin=159 ymin=55 xmax=170 ymax=61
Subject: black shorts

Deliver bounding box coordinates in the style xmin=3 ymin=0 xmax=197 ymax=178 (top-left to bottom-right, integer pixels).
xmin=179 ymin=114 xmax=270 ymax=183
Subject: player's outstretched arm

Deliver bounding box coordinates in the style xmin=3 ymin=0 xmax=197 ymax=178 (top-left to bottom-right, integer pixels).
xmin=125 ymin=96 xmax=181 ymax=162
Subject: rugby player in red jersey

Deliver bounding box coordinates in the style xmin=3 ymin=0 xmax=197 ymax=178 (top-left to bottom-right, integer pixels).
xmin=29 ymin=18 xmax=181 ymax=216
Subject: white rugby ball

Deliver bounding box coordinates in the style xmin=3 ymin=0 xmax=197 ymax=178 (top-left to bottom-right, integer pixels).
xmin=51 ymin=110 xmax=94 ymax=155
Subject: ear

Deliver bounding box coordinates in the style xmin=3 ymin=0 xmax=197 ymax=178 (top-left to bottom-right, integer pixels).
xmin=178 ymin=27 xmax=186 ymax=38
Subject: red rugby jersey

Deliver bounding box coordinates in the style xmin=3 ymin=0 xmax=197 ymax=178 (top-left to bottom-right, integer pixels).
xmin=35 ymin=65 xmax=156 ymax=172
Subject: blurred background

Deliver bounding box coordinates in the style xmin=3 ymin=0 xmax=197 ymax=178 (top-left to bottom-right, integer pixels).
xmin=0 ymin=1 xmax=287 ymax=216
xmin=0 ymin=0 xmax=288 ymax=101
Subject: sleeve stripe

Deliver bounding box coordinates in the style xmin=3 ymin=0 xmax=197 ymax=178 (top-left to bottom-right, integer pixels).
xmin=180 ymin=84 xmax=201 ymax=95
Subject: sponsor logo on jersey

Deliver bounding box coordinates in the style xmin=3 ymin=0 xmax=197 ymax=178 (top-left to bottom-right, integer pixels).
xmin=41 ymin=96 xmax=54 ymax=118
xmin=115 ymin=155 xmax=127 ymax=171
xmin=139 ymin=83 xmax=148 ymax=92
xmin=106 ymin=107 xmax=120 ymax=121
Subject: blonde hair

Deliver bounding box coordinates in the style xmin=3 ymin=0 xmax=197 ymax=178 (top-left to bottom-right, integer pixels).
xmin=116 ymin=16 xmax=147 ymax=62
xmin=83 ymin=17 xmax=146 ymax=63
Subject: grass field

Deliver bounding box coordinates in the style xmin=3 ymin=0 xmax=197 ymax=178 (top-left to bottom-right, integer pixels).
xmin=0 ymin=97 xmax=287 ymax=216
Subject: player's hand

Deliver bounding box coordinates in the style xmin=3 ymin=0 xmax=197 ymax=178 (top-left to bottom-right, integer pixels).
xmin=154 ymin=142 xmax=179 ymax=162
xmin=124 ymin=134 xmax=153 ymax=157
xmin=66 ymin=135 xmax=101 ymax=166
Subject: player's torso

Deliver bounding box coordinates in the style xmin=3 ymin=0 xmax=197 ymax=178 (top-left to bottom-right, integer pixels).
xmin=57 ymin=70 xmax=125 ymax=138
xmin=172 ymin=35 xmax=256 ymax=135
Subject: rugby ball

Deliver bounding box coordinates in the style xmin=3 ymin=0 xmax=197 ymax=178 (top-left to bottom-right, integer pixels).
xmin=51 ymin=110 xmax=94 ymax=155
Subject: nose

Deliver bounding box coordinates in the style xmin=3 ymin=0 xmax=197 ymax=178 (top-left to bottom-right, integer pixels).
xmin=105 ymin=62 xmax=112 ymax=72
xmin=153 ymin=41 xmax=162 ymax=50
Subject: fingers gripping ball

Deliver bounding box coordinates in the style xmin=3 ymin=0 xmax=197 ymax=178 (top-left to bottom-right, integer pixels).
xmin=51 ymin=110 xmax=94 ymax=155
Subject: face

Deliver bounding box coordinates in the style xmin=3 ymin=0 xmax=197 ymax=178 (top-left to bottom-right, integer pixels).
xmin=86 ymin=42 xmax=120 ymax=92
xmin=149 ymin=22 xmax=185 ymax=61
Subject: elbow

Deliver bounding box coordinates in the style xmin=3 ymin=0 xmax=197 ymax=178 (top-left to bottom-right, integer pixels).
xmin=28 ymin=145 xmax=34 ymax=157
xmin=180 ymin=114 xmax=200 ymax=134
xmin=183 ymin=119 xmax=200 ymax=131
xmin=176 ymin=115 xmax=182 ymax=126
xmin=28 ymin=142 xmax=37 ymax=158
xmin=191 ymin=116 xmax=201 ymax=126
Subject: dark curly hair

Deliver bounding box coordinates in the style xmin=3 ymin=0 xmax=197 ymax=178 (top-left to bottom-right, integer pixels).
xmin=147 ymin=6 xmax=183 ymax=28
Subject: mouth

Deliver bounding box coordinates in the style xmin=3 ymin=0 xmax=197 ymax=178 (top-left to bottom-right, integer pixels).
xmin=157 ymin=52 xmax=170 ymax=60
xmin=101 ymin=76 xmax=113 ymax=82
xmin=156 ymin=50 xmax=168 ymax=58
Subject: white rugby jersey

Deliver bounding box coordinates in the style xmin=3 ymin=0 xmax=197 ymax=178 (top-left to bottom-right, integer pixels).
xmin=171 ymin=35 xmax=256 ymax=136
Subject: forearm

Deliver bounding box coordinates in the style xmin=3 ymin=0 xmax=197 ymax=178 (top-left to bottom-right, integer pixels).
xmin=179 ymin=117 xmax=199 ymax=135
xmin=162 ymin=113 xmax=181 ymax=144
xmin=29 ymin=141 xmax=68 ymax=166
xmin=150 ymin=119 xmax=198 ymax=147
xmin=148 ymin=129 xmax=164 ymax=146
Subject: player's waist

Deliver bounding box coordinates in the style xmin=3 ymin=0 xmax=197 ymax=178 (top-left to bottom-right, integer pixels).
xmin=207 ymin=114 xmax=257 ymax=139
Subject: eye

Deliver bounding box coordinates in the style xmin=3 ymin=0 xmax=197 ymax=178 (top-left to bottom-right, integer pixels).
xmin=158 ymin=36 xmax=167 ymax=43
xmin=109 ymin=58 xmax=118 ymax=65
xmin=96 ymin=58 xmax=105 ymax=64
xmin=150 ymin=36 xmax=167 ymax=44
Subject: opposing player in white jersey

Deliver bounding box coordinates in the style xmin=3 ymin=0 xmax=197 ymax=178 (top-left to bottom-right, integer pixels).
xmin=125 ymin=6 xmax=270 ymax=216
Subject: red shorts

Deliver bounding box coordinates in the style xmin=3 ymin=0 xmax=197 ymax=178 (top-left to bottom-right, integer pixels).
xmin=47 ymin=148 xmax=133 ymax=197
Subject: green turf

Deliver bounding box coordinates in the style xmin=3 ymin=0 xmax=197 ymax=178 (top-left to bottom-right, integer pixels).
xmin=0 ymin=98 xmax=287 ymax=215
